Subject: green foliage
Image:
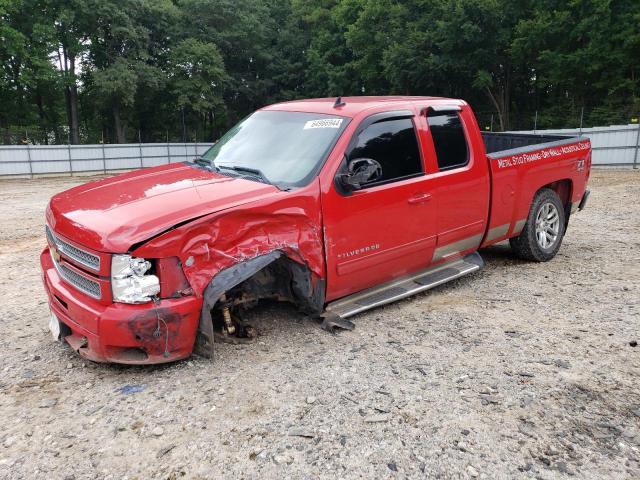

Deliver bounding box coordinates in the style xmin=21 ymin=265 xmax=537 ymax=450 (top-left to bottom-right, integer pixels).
xmin=1 ymin=0 xmax=638 ymax=143
xmin=92 ymin=59 xmax=139 ymax=107
xmin=169 ymin=39 xmax=226 ymax=112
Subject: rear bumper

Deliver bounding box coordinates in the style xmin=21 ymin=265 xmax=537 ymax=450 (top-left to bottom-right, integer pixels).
xmin=41 ymin=247 xmax=202 ymax=364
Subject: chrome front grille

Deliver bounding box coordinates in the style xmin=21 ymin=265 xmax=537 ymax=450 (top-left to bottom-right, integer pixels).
xmin=51 ymin=251 xmax=102 ymax=299
xmin=46 ymin=225 xmax=100 ymax=271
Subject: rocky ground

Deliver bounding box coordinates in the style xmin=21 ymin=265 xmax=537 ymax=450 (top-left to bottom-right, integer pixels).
xmin=0 ymin=169 xmax=638 ymax=480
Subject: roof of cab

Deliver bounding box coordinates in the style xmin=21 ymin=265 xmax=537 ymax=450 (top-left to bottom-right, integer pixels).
xmin=263 ymin=96 xmax=465 ymax=118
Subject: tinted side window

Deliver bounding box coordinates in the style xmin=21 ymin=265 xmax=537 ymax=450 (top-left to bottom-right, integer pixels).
xmin=427 ymin=111 xmax=469 ymax=171
xmin=349 ymin=118 xmax=422 ymax=185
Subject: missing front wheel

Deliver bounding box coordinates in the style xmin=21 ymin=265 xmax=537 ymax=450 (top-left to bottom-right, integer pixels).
xmin=212 ymin=300 xmax=258 ymax=344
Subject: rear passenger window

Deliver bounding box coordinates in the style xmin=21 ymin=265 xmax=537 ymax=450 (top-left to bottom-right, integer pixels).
xmin=349 ymin=118 xmax=422 ymax=185
xmin=427 ymin=111 xmax=469 ymax=171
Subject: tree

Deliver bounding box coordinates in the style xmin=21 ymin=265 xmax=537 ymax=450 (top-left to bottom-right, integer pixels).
xmin=344 ymin=0 xmax=407 ymax=95
xmin=84 ymin=0 xmax=177 ymax=143
xmin=169 ymin=39 xmax=227 ymax=139
xmin=0 ymin=0 xmax=31 ymax=141
xmin=1 ymin=0 xmax=639 ymax=144
xmin=52 ymin=0 xmax=89 ymax=143
xmin=0 ymin=0 xmax=62 ymax=143
xmin=292 ymin=0 xmax=365 ymax=96
xmin=512 ymin=0 xmax=640 ymax=127
xmin=260 ymin=0 xmax=310 ymax=102
xmin=178 ymin=0 xmax=272 ymax=124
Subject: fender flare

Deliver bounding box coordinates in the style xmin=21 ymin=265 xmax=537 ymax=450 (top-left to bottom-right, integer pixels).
xmin=193 ymin=251 xmax=284 ymax=359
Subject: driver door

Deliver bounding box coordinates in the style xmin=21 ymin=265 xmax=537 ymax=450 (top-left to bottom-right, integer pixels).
xmin=322 ymin=111 xmax=438 ymax=301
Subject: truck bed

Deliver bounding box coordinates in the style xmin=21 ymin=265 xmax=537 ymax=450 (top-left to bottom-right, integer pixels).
xmin=480 ymin=130 xmax=591 ymax=251
xmin=482 ymin=132 xmax=580 ymax=158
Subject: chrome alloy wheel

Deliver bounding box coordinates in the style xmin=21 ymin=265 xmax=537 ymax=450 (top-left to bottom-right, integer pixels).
xmin=535 ymin=202 xmax=560 ymax=249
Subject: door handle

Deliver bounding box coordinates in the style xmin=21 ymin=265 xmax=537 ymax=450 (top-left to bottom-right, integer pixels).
xmin=408 ymin=192 xmax=432 ymax=205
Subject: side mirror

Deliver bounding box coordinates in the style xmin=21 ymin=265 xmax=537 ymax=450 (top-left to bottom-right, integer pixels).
xmin=338 ymin=158 xmax=383 ymax=191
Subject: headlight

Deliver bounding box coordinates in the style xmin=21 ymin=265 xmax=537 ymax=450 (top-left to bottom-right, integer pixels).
xmin=111 ymin=254 xmax=160 ymax=304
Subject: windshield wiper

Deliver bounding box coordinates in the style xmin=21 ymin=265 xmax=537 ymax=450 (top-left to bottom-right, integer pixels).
xmin=217 ymin=165 xmax=271 ymax=186
xmin=193 ymin=156 xmax=219 ymax=172
xmin=205 ymin=163 xmax=289 ymax=190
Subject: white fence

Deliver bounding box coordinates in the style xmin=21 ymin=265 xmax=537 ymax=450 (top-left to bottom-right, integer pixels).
xmin=1 ymin=123 xmax=639 ymax=177
xmin=0 ymin=142 xmax=213 ymax=177
xmin=510 ymin=123 xmax=640 ymax=167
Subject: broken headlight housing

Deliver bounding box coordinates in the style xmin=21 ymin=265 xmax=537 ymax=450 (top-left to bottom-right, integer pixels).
xmin=111 ymin=255 xmax=160 ymax=304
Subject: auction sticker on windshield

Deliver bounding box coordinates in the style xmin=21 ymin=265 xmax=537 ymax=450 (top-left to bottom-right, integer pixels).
xmin=303 ymin=119 xmax=343 ymax=129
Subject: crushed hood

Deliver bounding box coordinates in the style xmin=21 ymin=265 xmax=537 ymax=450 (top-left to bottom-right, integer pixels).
xmin=47 ymin=163 xmax=281 ymax=252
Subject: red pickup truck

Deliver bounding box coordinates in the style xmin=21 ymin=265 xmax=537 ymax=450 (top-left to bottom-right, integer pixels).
xmin=41 ymin=96 xmax=591 ymax=364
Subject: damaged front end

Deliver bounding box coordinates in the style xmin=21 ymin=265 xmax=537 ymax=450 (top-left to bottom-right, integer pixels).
xmin=41 ymin=172 xmax=329 ymax=364
xmin=41 ymin=244 xmax=202 ymax=364
xmin=129 ymin=186 xmax=328 ymax=362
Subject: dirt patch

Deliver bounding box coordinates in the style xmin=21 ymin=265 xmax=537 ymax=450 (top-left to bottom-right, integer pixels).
xmin=0 ymin=169 xmax=639 ymax=479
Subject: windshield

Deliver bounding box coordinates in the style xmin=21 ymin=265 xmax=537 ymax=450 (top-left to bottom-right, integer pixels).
xmin=201 ymin=110 xmax=348 ymax=187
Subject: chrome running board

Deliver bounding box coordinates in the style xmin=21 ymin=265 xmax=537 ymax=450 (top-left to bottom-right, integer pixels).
xmin=326 ymin=252 xmax=484 ymax=319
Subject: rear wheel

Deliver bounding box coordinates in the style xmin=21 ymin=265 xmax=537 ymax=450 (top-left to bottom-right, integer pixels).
xmin=510 ymin=188 xmax=566 ymax=262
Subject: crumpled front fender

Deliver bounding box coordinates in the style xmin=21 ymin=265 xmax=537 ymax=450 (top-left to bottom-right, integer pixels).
xmin=195 ymin=251 xmax=285 ymax=358
xmin=132 ymin=182 xmax=325 ymax=298
xmin=131 ymin=183 xmax=326 ymax=360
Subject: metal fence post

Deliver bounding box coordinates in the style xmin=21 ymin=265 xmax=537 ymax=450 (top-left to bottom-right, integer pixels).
xmin=138 ymin=130 xmax=144 ymax=169
xmin=633 ymin=123 xmax=640 ymax=170
xmin=26 ymin=139 xmax=33 ymax=179
xmin=67 ymin=143 xmax=73 ymax=177
xmin=101 ymin=136 xmax=107 ymax=174
xmin=579 ymin=107 xmax=584 ymax=135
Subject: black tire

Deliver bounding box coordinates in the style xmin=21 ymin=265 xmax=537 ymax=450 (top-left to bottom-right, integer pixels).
xmin=510 ymin=188 xmax=566 ymax=262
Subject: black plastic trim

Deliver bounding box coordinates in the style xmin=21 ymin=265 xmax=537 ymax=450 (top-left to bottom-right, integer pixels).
xmin=345 ymin=110 xmax=415 ymax=155
xmin=578 ymin=190 xmax=590 ymax=211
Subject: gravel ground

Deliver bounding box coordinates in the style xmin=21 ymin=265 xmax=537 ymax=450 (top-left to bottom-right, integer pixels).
xmin=0 ymin=169 xmax=638 ymax=480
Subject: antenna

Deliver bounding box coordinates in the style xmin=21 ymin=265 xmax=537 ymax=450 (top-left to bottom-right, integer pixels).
xmin=333 ymin=96 xmax=346 ymax=108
